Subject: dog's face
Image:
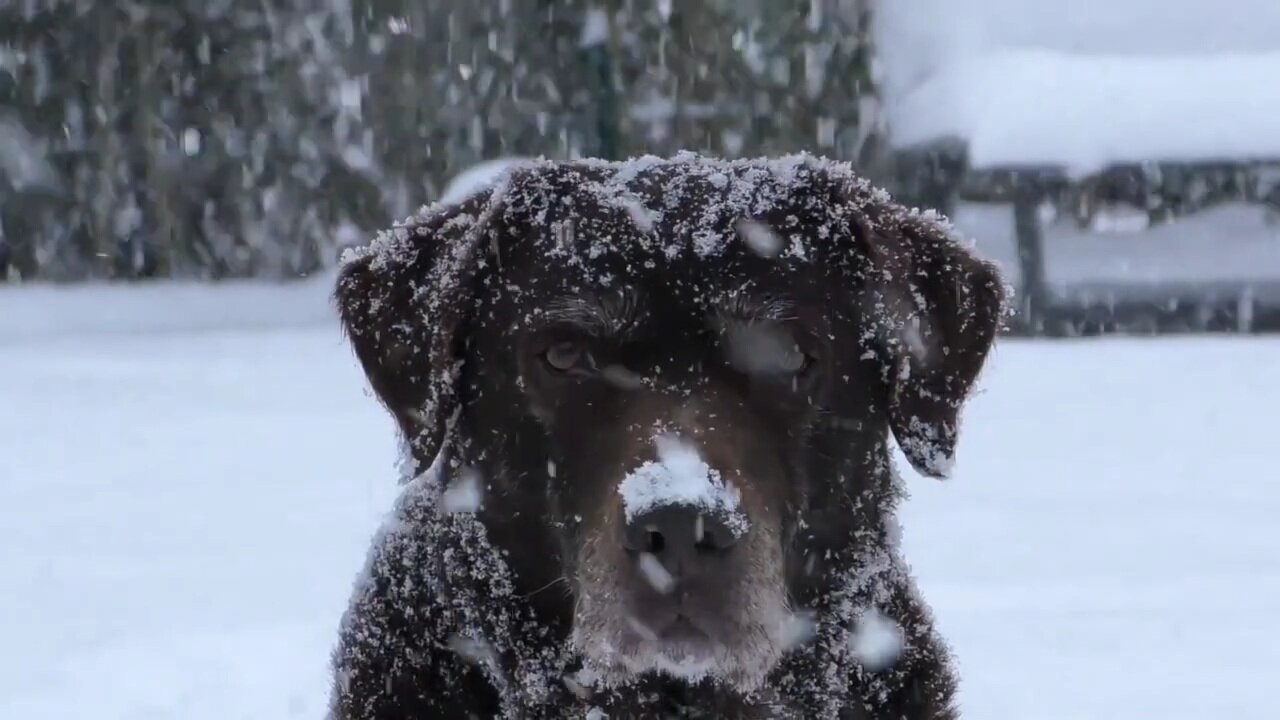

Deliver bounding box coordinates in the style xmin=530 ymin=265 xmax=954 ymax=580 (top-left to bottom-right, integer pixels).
xmin=499 ymin=258 xmax=835 ymax=690
xmin=336 ymin=156 xmax=1004 ymax=694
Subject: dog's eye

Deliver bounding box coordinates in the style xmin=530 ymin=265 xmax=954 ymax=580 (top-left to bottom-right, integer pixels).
xmin=543 ymin=340 xmax=587 ymax=372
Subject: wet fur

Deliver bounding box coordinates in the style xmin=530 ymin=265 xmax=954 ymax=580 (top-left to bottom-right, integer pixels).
xmin=327 ymin=155 xmax=1005 ymax=719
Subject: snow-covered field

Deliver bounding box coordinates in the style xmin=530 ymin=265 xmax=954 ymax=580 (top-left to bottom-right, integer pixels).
xmin=2 ymin=281 xmax=1277 ymax=719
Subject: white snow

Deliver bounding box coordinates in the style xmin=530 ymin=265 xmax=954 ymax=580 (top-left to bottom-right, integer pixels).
xmin=562 ymin=672 xmax=593 ymax=700
xmin=1 ymin=283 xmax=1278 ymax=719
xmin=181 ymin=127 xmax=201 ymax=156
xmin=734 ymin=218 xmax=784 ymax=258
xmin=0 ymin=271 xmax=339 ymax=344
xmin=600 ymin=363 xmax=646 ymax=390
xmin=878 ymin=0 xmax=1280 ymax=60
xmin=888 ymin=49 xmax=1280 ymax=172
xmin=778 ymin=610 xmax=818 ymax=652
xmin=626 ymin=614 xmax=661 ymax=641
xmin=360 ymin=153 xmax=917 ymax=281
xmin=0 ymin=115 xmax=62 ymax=191
xmin=636 ymin=552 xmax=676 ymax=594
xmin=617 ymin=434 xmax=748 ymax=537
xmin=441 ymin=468 xmax=484 ymax=514
xmin=438 ymin=157 xmax=530 ymax=205
xmin=447 ymin=634 xmax=500 ymax=671
xmin=877 ymin=0 xmax=1280 ymax=171
xmin=385 ymin=16 xmax=410 ymax=35
xmin=893 ymin=414 xmax=957 ymax=480
xmin=0 ymin=281 xmax=398 ymax=720
xmin=617 ymin=193 xmax=658 ymax=233
xmin=848 ymin=608 xmax=904 ymax=672
xmin=579 ymin=8 xmax=609 ymax=49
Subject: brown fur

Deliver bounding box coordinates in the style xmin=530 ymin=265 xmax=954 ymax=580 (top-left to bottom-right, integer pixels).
xmin=328 ymin=154 xmax=1005 ymax=719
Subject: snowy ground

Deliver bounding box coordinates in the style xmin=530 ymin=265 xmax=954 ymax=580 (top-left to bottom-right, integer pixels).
xmin=2 ymin=281 xmax=1277 ymax=719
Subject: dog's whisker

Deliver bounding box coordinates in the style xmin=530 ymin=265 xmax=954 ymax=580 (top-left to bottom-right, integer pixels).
xmin=518 ymin=575 xmax=572 ymax=599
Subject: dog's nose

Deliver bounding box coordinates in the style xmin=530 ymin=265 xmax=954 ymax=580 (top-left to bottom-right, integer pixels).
xmin=623 ymin=504 xmax=739 ymax=561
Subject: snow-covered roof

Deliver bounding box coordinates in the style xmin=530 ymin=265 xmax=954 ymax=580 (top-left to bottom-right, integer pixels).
xmin=888 ymin=49 xmax=1280 ymax=172
xmin=877 ymin=0 xmax=1280 ymax=173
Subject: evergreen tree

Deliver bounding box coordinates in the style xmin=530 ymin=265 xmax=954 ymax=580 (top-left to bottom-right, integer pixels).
xmin=0 ymin=0 xmax=881 ymax=282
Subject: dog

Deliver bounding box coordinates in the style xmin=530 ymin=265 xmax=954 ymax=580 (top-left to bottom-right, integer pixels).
xmin=328 ymin=153 xmax=1006 ymax=719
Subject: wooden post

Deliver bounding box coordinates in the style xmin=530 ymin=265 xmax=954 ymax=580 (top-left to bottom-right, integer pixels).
xmin=579 ymin=5 xmax=620 ymax=160
xmin=1013 ymin=185 xmax=1049 ymax=333
xmin=0 ymin=224 xmax=9 ymax=282
xmin=1237 ymin=286 xmax=1256 ymax=333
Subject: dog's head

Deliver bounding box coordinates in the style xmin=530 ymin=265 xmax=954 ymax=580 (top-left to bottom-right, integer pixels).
xmin=336 ymin=155 xmax=1004 ymax=694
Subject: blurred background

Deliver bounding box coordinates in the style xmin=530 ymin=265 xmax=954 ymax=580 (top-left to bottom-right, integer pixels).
xmin=4 ymin=0 xmax=1277 ymax=335
xmin=2 ymin=3 xmax=1277 ymax=719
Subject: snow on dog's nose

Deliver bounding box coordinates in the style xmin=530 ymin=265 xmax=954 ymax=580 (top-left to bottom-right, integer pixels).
xmin=617 ymin=434 xmax=749 ymax=591
xmin=619 ymin=434 xmax=749 ymax=539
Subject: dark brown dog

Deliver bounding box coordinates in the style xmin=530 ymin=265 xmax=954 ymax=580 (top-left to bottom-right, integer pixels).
xmin=328 ymin=153 xmax=1005 ymax=719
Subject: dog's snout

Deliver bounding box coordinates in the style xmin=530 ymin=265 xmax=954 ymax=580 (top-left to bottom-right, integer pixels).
xmin=623 ymin=504 xmax=739 ymax=560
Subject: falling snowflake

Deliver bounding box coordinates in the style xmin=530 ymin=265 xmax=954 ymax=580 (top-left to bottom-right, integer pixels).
xmin=779 ymin=609 xmax=817 ymax=651
xmin=617 ymin=193 xmax=658 ymax=233
xmin=734 ymin=217 xmax=784 ymax=258
xmin=850 ymin=607 xmax=904 ymax=671
xmin=636 ymin=552 xmax=675 ymax=594
xmin=448 ymin=633 xmax=499 ymax=669
xmin=442 ymin=468 xmax=483 ymax=513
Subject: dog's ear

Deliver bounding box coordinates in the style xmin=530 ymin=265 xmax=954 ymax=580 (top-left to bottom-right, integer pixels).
xmin=867 ymin=209 xmax=1007 ymax=479
xmin=334 ymin=189 xmax=500 ymax=471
